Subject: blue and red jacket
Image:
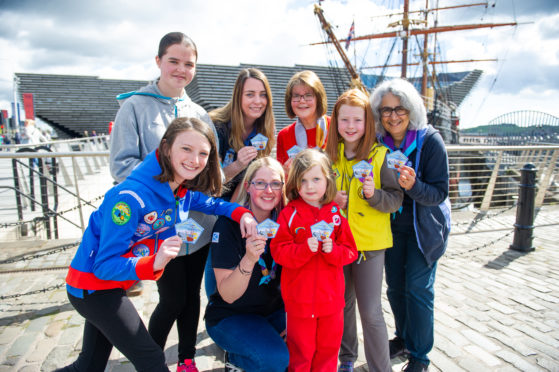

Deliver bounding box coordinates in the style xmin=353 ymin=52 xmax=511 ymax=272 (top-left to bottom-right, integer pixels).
xmin=66 ymin=150 xmax=249 ymax=298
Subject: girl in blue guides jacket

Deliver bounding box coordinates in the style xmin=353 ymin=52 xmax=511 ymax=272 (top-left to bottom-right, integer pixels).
xmin=56 ymin=117 xmax=257 ymax=372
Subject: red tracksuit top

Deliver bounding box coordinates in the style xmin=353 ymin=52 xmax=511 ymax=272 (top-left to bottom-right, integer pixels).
xmin=270 ymin=198 xmax=357 ymax=318
xmin=275 ymin=117 xmax=331 ymax=165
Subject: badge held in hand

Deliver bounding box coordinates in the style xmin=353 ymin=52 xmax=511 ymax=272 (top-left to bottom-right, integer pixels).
xmin=175 ymin=218 xmax=204 ymax=245
xmin=250 ymin=134 xmax=269 ymax=151
xmin=257 ymin=218 xmax=280 ymax=239
xmin=352 ymin=160 xmax=373 ymax=181
xmin=386 ymin=150 xmax=409 ymax=170
xmin=310 ymin=220 xmax=334 ymax=242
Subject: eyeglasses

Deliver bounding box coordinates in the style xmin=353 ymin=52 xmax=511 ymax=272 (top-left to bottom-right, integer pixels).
xmin=292 ymin=93 xmax=315 ymax=102
xmin=379 ymin=106 xmax=409 ymax=117
xmin=250 ymin=181 xmax=284 ymax=190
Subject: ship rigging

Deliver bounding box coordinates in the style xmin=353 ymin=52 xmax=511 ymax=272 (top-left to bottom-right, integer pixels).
xmin=312 ymin=0 xmax=518 ymax=143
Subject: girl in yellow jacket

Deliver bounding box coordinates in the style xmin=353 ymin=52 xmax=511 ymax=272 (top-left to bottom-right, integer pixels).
xmin=325 ymin=89 xmax=403 ymax=372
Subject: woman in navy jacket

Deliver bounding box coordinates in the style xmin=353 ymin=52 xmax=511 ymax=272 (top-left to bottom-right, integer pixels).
xmin=370 ymin=79 xmax=451 ymax=372
xmin=57 ymin=117 xmax=256 ymax=372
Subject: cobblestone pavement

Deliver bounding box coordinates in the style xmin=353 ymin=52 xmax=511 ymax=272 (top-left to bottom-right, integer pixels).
xmin=0 ymin=205 xmax=558 ymax=371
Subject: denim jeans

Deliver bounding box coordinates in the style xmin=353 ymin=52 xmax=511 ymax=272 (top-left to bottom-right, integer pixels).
xmin=203 ymin=247 xmax=217 ymax=300
xmin=206 ymin=310 xmax=289 ymax=372
xmin=385 ymin=227 xmax=438 ymax=365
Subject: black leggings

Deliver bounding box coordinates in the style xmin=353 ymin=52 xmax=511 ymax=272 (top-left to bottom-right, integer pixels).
xmin=55 ymin=289 xmax=169 ymax=372
xmin=148 ymin=244 xmax=209 ymax=361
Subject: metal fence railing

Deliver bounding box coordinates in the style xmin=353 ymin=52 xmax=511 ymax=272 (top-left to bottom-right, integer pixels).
xmin=0 ymin=136 xmax=111 ymax=239
xmin=447 ymin=145 xmax=559 ymax=210
xmin=0 ymin=140 xmax=558 ymax=239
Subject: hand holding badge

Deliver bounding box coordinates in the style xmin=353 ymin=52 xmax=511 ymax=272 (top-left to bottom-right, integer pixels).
xmin=287 ymin=145 xmax=304 ymax=159
xmin=310 ymin=220 xmax=334 ymax=242
xmin=256 ymin=218 xmax=280 ymax=239
xmin=386 ymin=150 xmax=409 ymax=170
xmin=250 ymin=133 xmax=269 ymax=151
xmin=175 ymin=218 xmax=204 ymax=246
xmin=352 ymin=160 xmax=373 ymax=182
xmin=255 ymin=218 xmax=280 ymax=285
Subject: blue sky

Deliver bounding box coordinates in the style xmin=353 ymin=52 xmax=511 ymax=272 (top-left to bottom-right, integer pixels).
xmin=1 ymin=0 xmax=558 ymax=128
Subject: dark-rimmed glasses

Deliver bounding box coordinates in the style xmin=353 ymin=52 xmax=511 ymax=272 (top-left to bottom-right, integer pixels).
xmin=379 ymin=106 xmax=409 ymax=117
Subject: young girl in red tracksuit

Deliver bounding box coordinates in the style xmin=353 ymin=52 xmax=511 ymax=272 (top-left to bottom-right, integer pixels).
xmin=271 ymin=148 xmax=357 ymax=372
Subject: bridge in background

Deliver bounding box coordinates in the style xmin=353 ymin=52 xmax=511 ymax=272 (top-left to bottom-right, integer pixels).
xmin=461 ymin=110 xmax=559 ymax=145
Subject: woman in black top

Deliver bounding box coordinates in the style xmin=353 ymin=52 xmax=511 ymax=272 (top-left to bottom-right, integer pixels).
xmin=205 ymin=157 xmax=288 ymax=372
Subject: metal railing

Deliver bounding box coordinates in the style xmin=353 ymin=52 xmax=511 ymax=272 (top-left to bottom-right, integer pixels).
xmin=447 ymin=145 xmax=559 ymax=210
xmin=0 ymin=136 xmax=111 ymax=239
xmin=0 ymin=141 xmax=558 ymax=239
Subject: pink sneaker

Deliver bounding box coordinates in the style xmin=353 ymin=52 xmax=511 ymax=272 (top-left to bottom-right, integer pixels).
xmin=177 ymin=359 xmax=199 ymax=372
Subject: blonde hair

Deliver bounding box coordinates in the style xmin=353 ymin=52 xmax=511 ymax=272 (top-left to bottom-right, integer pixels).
xmin=326 ymin=89 xmax=377 ymax=163
xmin=285 ymin=149 xmax=337 ymax=204
xmin=210 ymin=68 xmax=275 ymax=156
xmin=236 ymin=157 xmax=287 ymax=211
xmin=284 ymin=70 xmax=328 ymax=119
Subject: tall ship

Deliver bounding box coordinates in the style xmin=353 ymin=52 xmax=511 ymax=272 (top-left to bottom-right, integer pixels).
xmin=311 ymin=0 xmax=517 ymax=144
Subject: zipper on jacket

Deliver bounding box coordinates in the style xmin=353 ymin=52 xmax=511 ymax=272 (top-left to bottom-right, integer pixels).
xmin=312 ymin=214 xmax=318 ymax=318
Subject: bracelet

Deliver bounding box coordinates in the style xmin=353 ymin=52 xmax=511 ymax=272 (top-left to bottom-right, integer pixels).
xmin=237 ymin=264 xmax=252 ymax=276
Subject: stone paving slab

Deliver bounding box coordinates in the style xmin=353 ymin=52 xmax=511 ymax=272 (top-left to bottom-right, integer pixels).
xmin=0 ymin=205 xmax=558 ymax=371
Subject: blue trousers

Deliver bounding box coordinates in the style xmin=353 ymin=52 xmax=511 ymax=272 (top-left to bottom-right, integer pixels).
xmin=203 ymin=249 xmax=217 ymax=300
xmin=385 ymin=227 xmax=437 ymax=365
xmin=206 ymin=310 xmax=289 ymax=372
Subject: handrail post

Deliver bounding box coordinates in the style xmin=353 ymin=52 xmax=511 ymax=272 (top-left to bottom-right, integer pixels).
xmin=72 ymin=157 xmax=86 ymax=234
xmin=534 ymin=149 xmax=558 ymax=207
xmin=39 ymin=159 xmax=51 ymax=239
xmin=510 ymin=163 xmax=537 ymax=252
xmin=87 ymin=140 xmax=101 ymax=169
xmin=52 ymin=155 xmax=60 ymax=239
xmin=11 ymin=159 xmax=27 ymax=236
xmin=480 ymin=151 xmax=503 ymax=211
xmin=80 ymin=143 xmax=94 ymax=175
xmin=28 ymin=157 xmax=35 ymax=211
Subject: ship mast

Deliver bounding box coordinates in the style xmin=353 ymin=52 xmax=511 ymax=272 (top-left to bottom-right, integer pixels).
xmin=312 ymin=0 xmax=517 ymax=95
xmin=313 ymin=4 xmax=368 ymax=93
xmin=421 ymin=0 xmax=429 ymax=95
xmin=401 ymin=0 xmax=410 ymax=78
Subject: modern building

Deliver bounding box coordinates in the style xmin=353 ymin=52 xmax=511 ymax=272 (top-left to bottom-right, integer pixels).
xmin=16 ymin=65 xmax=480 ymax=138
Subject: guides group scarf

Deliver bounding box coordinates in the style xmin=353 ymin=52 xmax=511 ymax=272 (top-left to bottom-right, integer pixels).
xmin=380 ymin=130 xmax=417 ymax=155
xmin=294 ymin=115 xmax=328 ymax=150
xmin=380 ymin=130 xmax=418 ymax=219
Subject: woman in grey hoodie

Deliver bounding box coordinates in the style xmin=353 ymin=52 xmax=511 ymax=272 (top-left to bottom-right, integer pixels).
xmin=109 ymin=32 xmax=217 ymax=372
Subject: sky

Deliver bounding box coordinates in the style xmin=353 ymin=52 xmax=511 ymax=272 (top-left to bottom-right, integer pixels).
xmin=1 ymin=0 xmax=558 ymax=129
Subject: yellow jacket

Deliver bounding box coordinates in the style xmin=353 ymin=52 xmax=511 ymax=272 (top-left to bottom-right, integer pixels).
xmin=333 ymin=143 xmax=394 ymax=251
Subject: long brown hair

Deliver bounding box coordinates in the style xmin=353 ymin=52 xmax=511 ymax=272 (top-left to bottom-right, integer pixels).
xmin=285 ymin=149 xmax=337 ymax=204
xmin=156 ymin=117 xmax=222 ymax=195
xmin=325 ymin=89 xmax=376 ymax=163
xmin=210 ymin=68 xmax=275 ymax=156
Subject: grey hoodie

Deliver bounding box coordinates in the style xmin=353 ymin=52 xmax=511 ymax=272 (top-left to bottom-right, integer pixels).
xmin=109 ymin=80 xmax=218 ymax=254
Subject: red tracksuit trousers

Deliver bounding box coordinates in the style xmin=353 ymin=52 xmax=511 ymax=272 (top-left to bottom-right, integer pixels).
xmin=286 ymin=310 xmax=344 ymax=372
